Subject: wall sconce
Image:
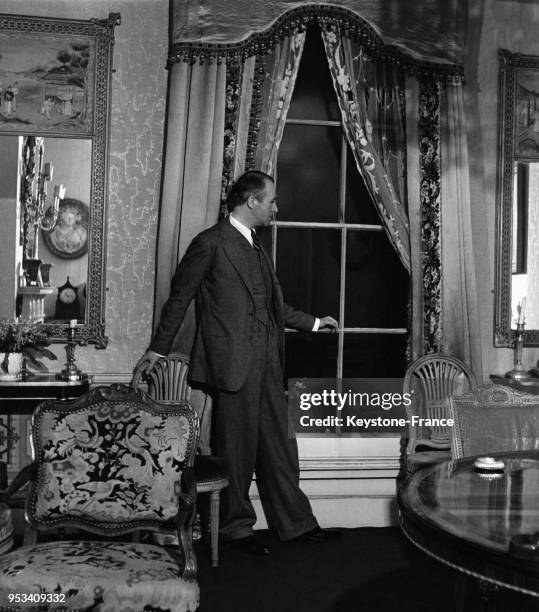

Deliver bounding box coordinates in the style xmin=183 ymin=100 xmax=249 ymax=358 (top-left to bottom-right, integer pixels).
xmin=21 ymin=136 xmax=66 ymax=261
xmin=21 ymin=137 xmax=66 ymax=288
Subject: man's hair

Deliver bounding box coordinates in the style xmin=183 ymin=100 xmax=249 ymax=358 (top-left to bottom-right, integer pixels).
xmin=227 ymin=170 xmax=273 ymax=212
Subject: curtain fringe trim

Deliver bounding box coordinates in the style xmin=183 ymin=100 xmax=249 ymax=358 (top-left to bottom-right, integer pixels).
xmin=168 ymin=6 xmax=464 ymax=84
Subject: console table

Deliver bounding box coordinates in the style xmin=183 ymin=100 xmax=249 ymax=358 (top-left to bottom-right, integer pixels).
xmin=0 ymin=374 xmax=91 ymax=486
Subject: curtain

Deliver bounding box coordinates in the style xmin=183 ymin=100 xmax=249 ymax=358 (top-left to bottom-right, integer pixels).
xmin=154 ymin=61 xmax=226 ymax=340
xmin=218 ymin=31 xmax=305 ymax=216
xmin=406 ymin=78 xmax=423 ymax=361
xmin=154 ymin=61 xmax=225 ymax=433
xmin=321 ymin=26 xmax=411 ymax=273
xmin=252 ymin=32 xmax=306 ymax=174
xmin=440 ymin=81 xmax=483 ymax=381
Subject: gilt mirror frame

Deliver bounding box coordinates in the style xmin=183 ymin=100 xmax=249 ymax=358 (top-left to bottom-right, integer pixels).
xmin=0 ymin=12 xmax=121 ymax=348
xmin=495 ymin=49 xmax=539 ymax=347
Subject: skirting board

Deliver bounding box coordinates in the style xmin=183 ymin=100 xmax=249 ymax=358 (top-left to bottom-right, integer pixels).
xmin=250 ymin=473 xmax=399 ymax=529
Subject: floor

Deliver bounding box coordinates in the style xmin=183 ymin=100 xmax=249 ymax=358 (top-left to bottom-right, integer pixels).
xmin=194 ymin=527 xmax=538 ymax=612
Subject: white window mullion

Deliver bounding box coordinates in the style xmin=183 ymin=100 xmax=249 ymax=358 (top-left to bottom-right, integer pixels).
xmin=337 ymin=132 xmax=347 ymax=379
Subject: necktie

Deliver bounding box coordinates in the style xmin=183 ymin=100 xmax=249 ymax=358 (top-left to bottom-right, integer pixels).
xmin=251 ymin=229 xmax=261 ymax=251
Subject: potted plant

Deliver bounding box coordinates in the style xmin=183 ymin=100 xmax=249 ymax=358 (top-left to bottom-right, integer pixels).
xmin=0 ymin=320 xmax=57 ymax=380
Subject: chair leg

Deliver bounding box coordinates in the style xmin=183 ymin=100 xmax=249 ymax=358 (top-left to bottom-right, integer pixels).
xmin=209 ymin=490 xmax=220 ymax=567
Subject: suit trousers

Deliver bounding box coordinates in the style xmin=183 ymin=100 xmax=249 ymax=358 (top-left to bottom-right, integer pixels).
xmin=215 ymin=318 xmax=318 ymax=541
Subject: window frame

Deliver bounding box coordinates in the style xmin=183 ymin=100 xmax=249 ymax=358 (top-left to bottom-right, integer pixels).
xmin=274 ymin=117 xmax=408 ymax=379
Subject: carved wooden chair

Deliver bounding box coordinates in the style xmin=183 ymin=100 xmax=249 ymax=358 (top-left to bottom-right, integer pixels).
xmin=403 ymin=353 xmax=477 ymax=475
xmin=141 ymin=352 xmax=229 ymax=567
xmin=0 ymin=384 xmax=200 ymax=612
xmin=449 ymin=383 xmax=539 ymax=459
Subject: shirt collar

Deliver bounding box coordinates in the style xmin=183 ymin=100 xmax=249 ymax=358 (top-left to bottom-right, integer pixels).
xmin=229 ymin=214 xmax=253 ymax=246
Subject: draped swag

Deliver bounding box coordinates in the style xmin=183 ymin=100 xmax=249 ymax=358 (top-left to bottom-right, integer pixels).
xmin=157 ymin=5 xmax=482 ymax=380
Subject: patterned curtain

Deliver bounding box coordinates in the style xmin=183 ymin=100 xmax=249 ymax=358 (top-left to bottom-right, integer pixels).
xmin=251 ymin=32 xmax=306 ymax=174
xmin=219 ymin=31 xmax=306 ymax=216
xmin=321 ymin=26 xmax=411 ymax=273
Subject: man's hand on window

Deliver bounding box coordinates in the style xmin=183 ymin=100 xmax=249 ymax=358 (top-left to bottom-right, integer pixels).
xmin=317 ymin=316 xmax=338 ymax=332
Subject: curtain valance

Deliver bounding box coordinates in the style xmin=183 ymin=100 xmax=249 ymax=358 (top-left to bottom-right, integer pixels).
xmin=169 ymin=4 xmax=464 ymax=84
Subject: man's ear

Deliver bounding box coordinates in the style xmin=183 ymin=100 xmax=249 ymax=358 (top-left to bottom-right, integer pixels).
xmin=247 ymin=195 xmax=256 ymax=208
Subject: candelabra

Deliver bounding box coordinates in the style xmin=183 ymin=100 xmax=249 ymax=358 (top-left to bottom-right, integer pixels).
xmin=505 ymin=322 xmax=532 ymax=380
xmin=21 ymin=137 xmax=65 ymax=260
xmin=58 ymin=321 xmax=85 ymax=382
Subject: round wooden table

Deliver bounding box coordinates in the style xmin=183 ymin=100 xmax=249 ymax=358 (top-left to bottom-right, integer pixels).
xmin=398 ymin=451 xmax=539 ymax=598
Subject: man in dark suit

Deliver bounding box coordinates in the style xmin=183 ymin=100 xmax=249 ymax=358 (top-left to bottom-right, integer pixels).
xmin=135 ymin=171 xmax=339 ymax=555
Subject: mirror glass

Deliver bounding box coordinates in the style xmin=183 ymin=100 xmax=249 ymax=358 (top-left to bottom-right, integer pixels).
xmin=0 ymin=135 xmax=91 ymax=324
xmin=511 ymin=161 xmax=539 ymax=330
xmin=0 ymin=12 xmax=120 ymax=347
xmin=495 ymin=49 xmax=539 ymax=346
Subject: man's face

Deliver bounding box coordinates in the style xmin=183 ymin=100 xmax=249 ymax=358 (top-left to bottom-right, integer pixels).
xmin=251 ymin=180 xmax=277 ymax=226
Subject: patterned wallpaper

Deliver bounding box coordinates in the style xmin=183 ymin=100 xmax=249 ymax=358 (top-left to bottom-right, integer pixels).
xmin=88 ymin=1 xmax=168 ymax=378
xmin=1 ymin=0 xmax=169 ymax=379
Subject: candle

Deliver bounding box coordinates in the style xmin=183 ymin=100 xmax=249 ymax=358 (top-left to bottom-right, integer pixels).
xmin=518 ymin=297 xmax=527 ymax=324
xmin=70 ymin=319 xmax=77 ymax=328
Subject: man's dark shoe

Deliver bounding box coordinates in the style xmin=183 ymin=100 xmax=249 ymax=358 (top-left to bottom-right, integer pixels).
xmin=294 ymin=526 xmax=341 ymax=542
xmin=228 ymin=535 xmax=271 ymax=555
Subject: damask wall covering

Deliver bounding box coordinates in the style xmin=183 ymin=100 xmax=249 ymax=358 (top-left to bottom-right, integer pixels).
xmin=1 ymin=0 xmax=169 ymax=380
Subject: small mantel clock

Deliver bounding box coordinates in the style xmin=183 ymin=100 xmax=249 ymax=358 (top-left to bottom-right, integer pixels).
xmin=55 ymin=276 xmax=81 ymax=320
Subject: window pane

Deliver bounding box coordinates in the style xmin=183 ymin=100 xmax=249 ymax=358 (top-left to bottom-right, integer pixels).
xmin=344 ymin=230 xmax=409 ymax=328
xmin=276 ymin=228 xmax=340 ymax=318
xmin=345 ymin=147 xmax=382 ymax=225
xmin=342 ymin=334 xmax=407 ymax=377
xmin=287 ymin=27 xmax=340 ymax=122
xmin=284 ymin=332 xmax=338 ymax=379
xmin=277 ymin=124 xmax=341 ymax=222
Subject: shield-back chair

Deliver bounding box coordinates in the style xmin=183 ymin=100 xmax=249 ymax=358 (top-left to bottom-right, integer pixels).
xmin=0 ymin=384 xmax=200 ymax=612
xmin=403 ymin=353 xmax=477 ymax=475
xmin=142 ymin=352 xmax=229 ymax=567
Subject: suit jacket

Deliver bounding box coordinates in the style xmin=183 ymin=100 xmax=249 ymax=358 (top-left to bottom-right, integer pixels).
xmin=150 ymin=219 xmax=315 ymax=392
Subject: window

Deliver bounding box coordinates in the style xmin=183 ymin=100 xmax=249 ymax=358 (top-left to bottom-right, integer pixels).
xmin=260 ymin=27 xmax=409 ymax=379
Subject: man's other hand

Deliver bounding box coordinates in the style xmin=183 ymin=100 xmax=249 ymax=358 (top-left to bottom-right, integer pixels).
xmin=133 ymin=349 xmax=162 ymax=382
xmin=318 ymin=316 xmax=338 ymax=331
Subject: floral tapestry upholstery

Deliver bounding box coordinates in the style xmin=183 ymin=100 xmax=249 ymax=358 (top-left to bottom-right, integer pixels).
xmin=0 ymin=540 xmax=199 ymax=612
xmin=29 ymin=395 xmax=195 ymax=527
xmin=0 ymin=385 xmax=199 ymax=611
xmin=0 ymin=504 xmax=13 ymax=554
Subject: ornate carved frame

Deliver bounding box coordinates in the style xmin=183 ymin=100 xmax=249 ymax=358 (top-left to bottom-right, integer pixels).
xmin=495 ymin=49 xmax=539 ymax=346
xmin=0 ymin=12 xmax=120 ymax=347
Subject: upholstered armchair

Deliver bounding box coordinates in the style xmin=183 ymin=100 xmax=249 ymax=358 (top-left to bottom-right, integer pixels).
xmin=449 ymin=383 xmax=539 ymax=459
xmin=0 ymin=384 xmax=200 ymax=612
xmin=403 ymin=354 xmax=477 ymax=475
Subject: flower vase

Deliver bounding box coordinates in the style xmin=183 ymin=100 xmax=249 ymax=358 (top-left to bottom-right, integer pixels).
xmin=0 ymin=352 xmax=24 ymax=381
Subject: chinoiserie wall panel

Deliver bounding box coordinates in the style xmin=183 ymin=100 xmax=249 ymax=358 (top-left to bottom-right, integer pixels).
xmin=1 ymin=0 xmax=169 ymax=379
